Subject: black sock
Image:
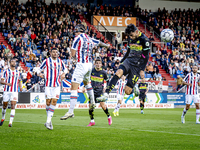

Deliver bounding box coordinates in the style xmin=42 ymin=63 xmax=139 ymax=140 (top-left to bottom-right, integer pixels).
xmin=89 ymin=109 xmax=94 ymax=120
xmin=103 ymin=107 xmax=110 ymax=117
xmin=140 ymin=103 xmax=144 ymax=110
xmin=106 ymin=75 xmax=120 ymax=94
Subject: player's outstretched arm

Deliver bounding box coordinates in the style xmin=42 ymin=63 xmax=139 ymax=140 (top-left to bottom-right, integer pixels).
xmin=120 ymin=47 xmax=130 ymax=63
xmin=99 ymin=41 xmax=110 ymax=48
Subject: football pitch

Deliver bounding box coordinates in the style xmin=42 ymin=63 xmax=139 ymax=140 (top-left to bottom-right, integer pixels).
xmin=0 ymin=109 xmax=200 ymax=150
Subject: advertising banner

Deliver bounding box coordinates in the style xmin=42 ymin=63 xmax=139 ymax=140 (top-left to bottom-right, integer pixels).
xmin=161 ymin=93 xmax=186 ymax=105
xmin=93 ymin=16 xmax=136 ymax=27
xmin=30 ymin=93 xmax=46 ymax=104
xmin=57 ymin=92 xmax=87 ymax=104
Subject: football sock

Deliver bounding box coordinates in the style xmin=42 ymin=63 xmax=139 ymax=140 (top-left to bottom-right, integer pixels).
xmin=114 ymin=103 xmax=121 ymax=112
xmin=68 ymin=90 xmax=78 ymax=114
xmin=46 ymin=105 xmax=49 ymax=117
xmin=2 ymin=108 xmax=6 ymax=120
xmin=196 ymin=109 xmax=200 ymax=121
xmin=9 ymin=109 xmax=15 ymax=124
xmin=140 ymin=103 xmax=144 ymax=110
xmin=106 ymin=75 xmax=120 ymax=94
xmin=89 ymin=108 xmax=94 ymax=120
xmin=47 ymin=104 xmax=55 ymax=123
xmin=85 ymin=84 xmax=95 ymax=104
xmin=182 ymin=108 xmax=188 ymax=117
xmin=104 ymin=107 xmax=110 ymax=117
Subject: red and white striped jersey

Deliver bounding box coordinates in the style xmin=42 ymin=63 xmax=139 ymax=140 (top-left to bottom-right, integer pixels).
xmin=183 ymin=72 xmax=200 ymax=95
xmin=39 ymin=57 xmax=67 ymax=87
xmin=1 ymin=69 xmax=21 ymax=92
xmin=116 ymin=79 xmax=127 ymax=95
xmin=72 ymin=33 xmax=100 ymax=63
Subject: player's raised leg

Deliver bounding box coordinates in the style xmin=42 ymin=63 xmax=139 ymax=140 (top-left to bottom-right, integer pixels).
xmin=0 ymin=102 xmax=8 ymax=126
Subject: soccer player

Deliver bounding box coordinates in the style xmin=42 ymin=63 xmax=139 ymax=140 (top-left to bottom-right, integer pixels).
xmin=87 ymin=57 xmax=111 ymax=126
xmin=181 ymin=65 xmax=200 ymax=124
xmin=38 ymin=48 xmax=67 ymax=130
xmin=138 ymin=77 xmax=148 ymax=114
xmin=113 ymin=75 xmax=127 ymax=116
xmin=60 ymin=24 xmax=109 ymax=120
xmin=97 ymin=23 xmax=150 ymax=102
xmin=0 ymin=58 xmax=22 ymax=127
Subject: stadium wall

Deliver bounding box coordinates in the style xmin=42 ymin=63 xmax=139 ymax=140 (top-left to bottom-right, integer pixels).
xmin=139 ymin=0 xmax=200 ymax=12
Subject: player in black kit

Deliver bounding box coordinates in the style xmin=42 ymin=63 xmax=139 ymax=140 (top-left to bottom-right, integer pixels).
xmin=86 ymin=57 xmax=112 ymax=126
xmin=97 ymin=23 xmax=150 ymax=102
xmin=138 ymin=78 xmax=148 ymax=114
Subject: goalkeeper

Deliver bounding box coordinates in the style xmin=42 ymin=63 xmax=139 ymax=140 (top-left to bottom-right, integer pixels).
xmin=97 ymin=23 xmax=150 ymax=102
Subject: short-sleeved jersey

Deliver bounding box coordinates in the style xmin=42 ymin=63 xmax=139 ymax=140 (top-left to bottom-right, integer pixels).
xmin=91 ymin=68 xmax=108 ymax=95
xmin=183 ymin=72 xmax=200 ymax=95
xmin=116 ymin=79 xmax=127 ymax=95
xmin=1 ymin=69 xmax=21 ymax=92
xmin=72 ymin=33 xmax=100 ymax=63
xmin=138 ymin=82 xmax=148 ymax=94
xmin=39 ymin=57 xmax=67 ymax=87
xmin=127 ymin=32 xmax=150 ymax=70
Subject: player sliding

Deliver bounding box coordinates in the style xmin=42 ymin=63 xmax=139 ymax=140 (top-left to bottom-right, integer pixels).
xmin=181 ymin=65 xmax=200 ymax=124
xmin=97 ymin=23 xmax=150 ymax=102
xmin=38 ymin=48 xmax=67 ymax=130
xmin=0 ymin=58 xmax=22 ymax=127
xmin=87 ymin=57 xmax=111 ymax=126
xmin=113 ymin=75 xmax=127 ymax=116
xmin=60 ymin=24 xmax=109 ymax=120
xmin=138 ymin=77 xmax=148 ymax=114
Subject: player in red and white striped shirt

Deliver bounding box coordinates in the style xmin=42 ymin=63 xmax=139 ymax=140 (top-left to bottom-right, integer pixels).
xmin=113 ymin=75 xmax=127 ymax=116
xmin=0 ymin=58 xmax=22 ymax=127
xmin=181 ymin=65 xmax=200 ymax=124
xmin=38 ymin=48 xmax=67 ymax=130
xmin=60 ymin=24 xmax=109 ymax=120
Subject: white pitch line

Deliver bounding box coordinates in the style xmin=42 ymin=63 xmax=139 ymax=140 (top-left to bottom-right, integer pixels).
xmin=6 ymin=120 xmax=200 ymax=137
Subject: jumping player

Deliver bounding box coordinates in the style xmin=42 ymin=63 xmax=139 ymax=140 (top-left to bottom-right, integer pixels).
xmin=97 ymin=23 xmax=150 ymax=102
xmin=39 ymin=48 xmax=67 ymax=130
xmin=0 ymin=58 xmax=22 ymax=127
xmin=113 ymin=75 xmax=127 ymax=116
xmin=60 ymin=24 xmax=109 ymax=120
xmin=138 ymin=77 xmax=148 ymax=114
xmin=87 ymin=57 xmax=111 ymax=126
xmin=181 ymin=65 xmax=200 ymax=124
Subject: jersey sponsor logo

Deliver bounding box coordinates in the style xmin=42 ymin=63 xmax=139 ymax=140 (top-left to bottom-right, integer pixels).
xmin=91 ymin=76 xmax=104 ymax=82
xmin=129 ymin=44 xmax=143 ymax=51
xmin=145 ymin=42 xmax=149 ymax=46
xmin=137 ymin=40 xmax=140 ymax=44
xmin=100 ymin=74 xmax=103 ymax=77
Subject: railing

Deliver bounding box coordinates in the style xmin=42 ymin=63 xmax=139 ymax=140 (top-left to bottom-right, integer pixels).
xmin=92 ymin=16 xmax=114 ymax=43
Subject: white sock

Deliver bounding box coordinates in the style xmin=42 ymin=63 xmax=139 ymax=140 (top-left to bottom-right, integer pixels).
xmin=2 ymin=108 xmax=6 ymax=120
xmin=196 ymin=109 xmax=200 ymax=122
xmin=116 ymin=103 xmax=121 ymax=112
xmin=46 ymin=105 xmax=49 ymax=117
xmin=68 ymin=90 xmax=78 ymax=114
xmin=9 ymin=109 xmax=15 ymax=124
xmin=85 ymin=84 xmax=95 ymax=104
xmin=182 ymin=108 xmax=188 ymax=117
xmin=47 ymin=105 xmax=56 ymax=123
xmin=91 ymin=119 xmax=94 ymax=122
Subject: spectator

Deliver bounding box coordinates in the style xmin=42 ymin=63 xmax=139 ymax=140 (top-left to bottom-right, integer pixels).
xmin=176 ymin=75 xmax=183 ymax=91
xmin=26 ymin=79 xmax=33 ymax=92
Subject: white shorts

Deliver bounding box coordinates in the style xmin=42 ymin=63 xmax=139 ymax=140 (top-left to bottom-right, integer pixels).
xmin=72 ymin=63 xmax=93 ymax=84
xmin=117 ymin=94 xmax=124 ymax=101
xmin=45 ymin=87 xmax=60 ymax=99
xmin=185 ymin=95 xmax=200 ymax=104
xmin=3 ymin=92 xmax=18 ymax=102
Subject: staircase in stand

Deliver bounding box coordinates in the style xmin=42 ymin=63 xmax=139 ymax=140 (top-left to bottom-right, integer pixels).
xmin=0 ymin=33 xmax=27 ymax=71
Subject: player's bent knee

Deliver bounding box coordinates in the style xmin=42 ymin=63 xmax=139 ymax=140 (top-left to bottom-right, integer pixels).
xmin=125 ymin=86 xmax=132 ymax=95
xmin=46 ymin=99 xmax=51 ymax=106
xmin=51 ymin=99 xmax=58 ymax=105
xmin=196 ymin=103 xmax=200 ymax=109
xmin=71 ymin=82 xmax=80 ymax=90
xmin=83 ymin=80 xmax=88 ymax=86
xmin=115 ymin=69 xmax=124 ymax=78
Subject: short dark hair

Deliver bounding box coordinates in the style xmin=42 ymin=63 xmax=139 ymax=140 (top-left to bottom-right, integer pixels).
xmin=125 ymin=23 xmax=137 ymax=35
xmin=9 ymin=58 xmax=16 ymax=63
xmin=95 ymin=57 xmax=102 ymax=63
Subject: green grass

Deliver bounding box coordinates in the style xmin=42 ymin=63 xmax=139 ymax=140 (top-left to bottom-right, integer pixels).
xmin=0 ymin=109 xmax=200 ymax=150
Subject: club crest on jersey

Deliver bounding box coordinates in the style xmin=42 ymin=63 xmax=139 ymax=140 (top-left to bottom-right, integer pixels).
xmin=100 ymin=74 xmax=103 ymax=77
xmin=129 ymin=44 xmax=143 ymax=51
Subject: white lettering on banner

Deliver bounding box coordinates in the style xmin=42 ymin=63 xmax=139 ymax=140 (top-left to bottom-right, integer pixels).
xmin=107 ymin=17 xmax=114 ymax=26
xmin=125 ymin=18 xmax=131 ymax=26
xmin=99 ymin=17 xmax=106 ymax=25
xmin=117 ymin=18 xmax=122 ymax=26
xmin=167 ymin=95 xmax=183 ymax=99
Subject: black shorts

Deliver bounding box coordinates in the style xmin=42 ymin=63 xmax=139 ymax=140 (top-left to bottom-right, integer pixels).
xmin=119 ymin=59 xmax=140 ymax=89
xmin=139 ymin=93 xmax=146 ymax=102
xmin=89 ymin=94 xmax=103 ymax=103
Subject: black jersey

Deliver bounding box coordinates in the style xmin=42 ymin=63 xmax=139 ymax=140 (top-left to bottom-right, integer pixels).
xmin=91 ymin=68 xmax=109 ymax=95
xmin=121 ymin=32 xmax=150 ymax=71
xmin=138 ymin=82 xmax=148 ymax=94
